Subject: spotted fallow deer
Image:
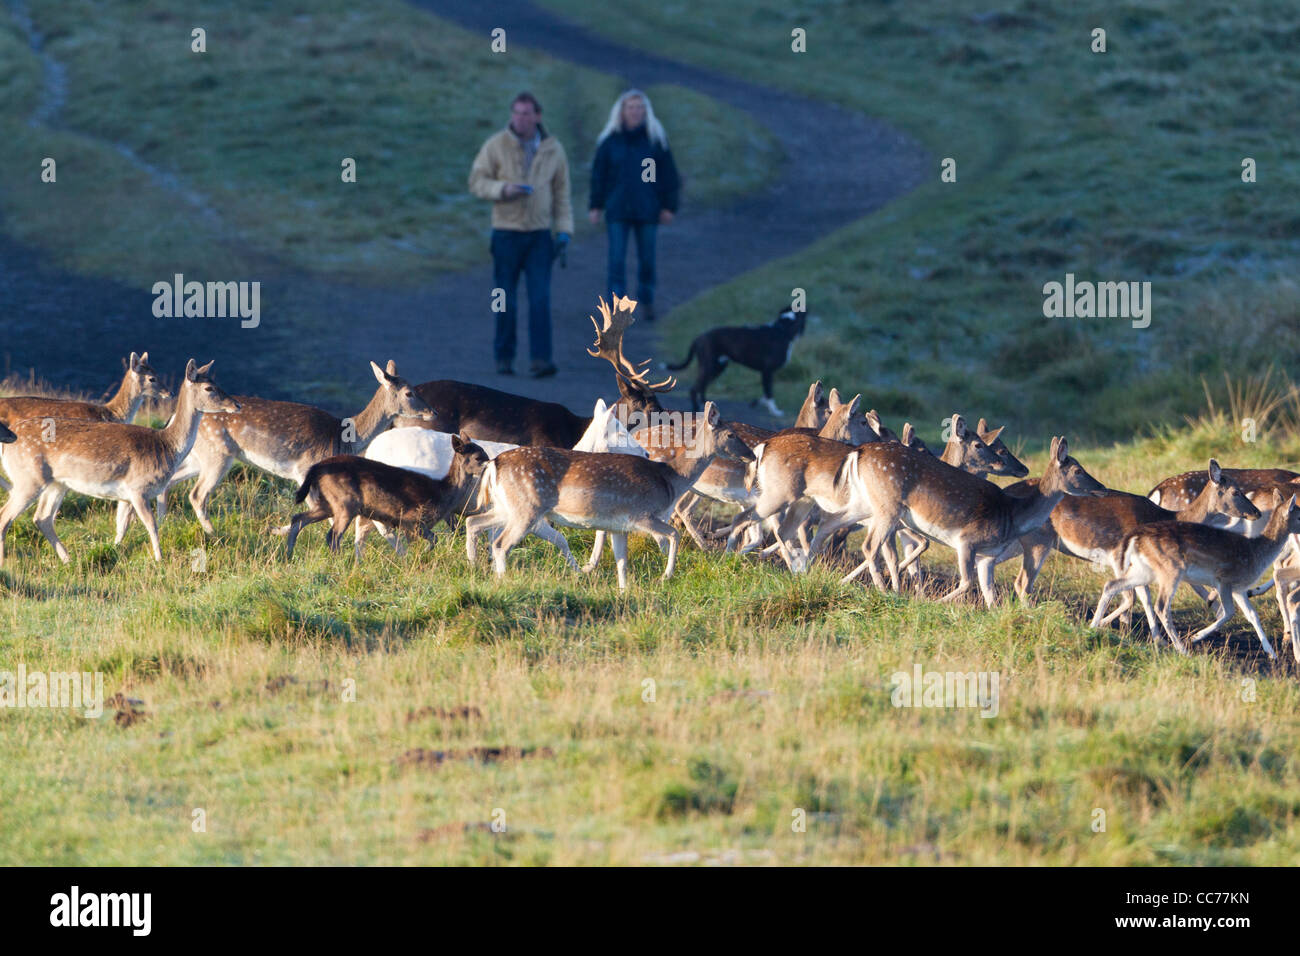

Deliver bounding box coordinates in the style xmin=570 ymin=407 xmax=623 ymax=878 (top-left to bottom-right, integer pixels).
xmin=0 ymin=352 xmax=170 ymax=491
xmin=467 ymin=402 xmax=754 ymax=589
xmin=851 ymin=435 xmax=1106 ymax=605
xmin=126 ymin=360 xmax=434 ymax=536
xmin=1093 ymin=490 xmax=1300 ymax=658
xmin=1148 ymin=466 xmax=1299 ymax=537
xmin=0 ymin=360 xmax=239 ymax=564
xmin=1012 ymin=460 xmax=1260 ymax=632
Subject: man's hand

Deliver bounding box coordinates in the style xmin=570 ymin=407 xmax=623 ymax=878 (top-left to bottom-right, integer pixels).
xmin=588 ymin=209 xmax=602 ymax=225
xmin=554 ymin=232 xmax=570 ymax=267
xmin=658 ymin=209 xmax=675 ymax=225
xmin=502 ymin=183 xmax=530 ymax=199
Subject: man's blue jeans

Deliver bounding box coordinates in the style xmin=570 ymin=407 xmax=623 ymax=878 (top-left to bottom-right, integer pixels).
xmin=491 ymin=228 xmax=553 ymax=364
xmin=606 ymin=220 xmax=657 ymax=306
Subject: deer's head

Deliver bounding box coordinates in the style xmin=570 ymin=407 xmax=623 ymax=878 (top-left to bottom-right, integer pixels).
xmin=692 ymin=402 xmax=755 ymax=464
xmin=796 ymin=380 xmax=830 ymax=429
xmin=374 ymin=360 xmax=436 ymax=422
xmin=944 ymin=414 xmax=1005 ymax=475
xmin=820 ymin=394 xmax=876 ymax=444
xmin=1198 ymin=459 xmax=1262 ymax=523
xmin=976 ymin=418 xmax=1029 ymax=478
xmin=900 ymin=422 xmax=931 ymax=455
xmin=450 ymin=434 xmax=492 ymax=485
xmin=183 ymin=359 xmax=240 ymax=415
xmin=1040 ymin=436 xmax=1106 ymax=498
xmin=589 ymin=296 xmax=675 ymax=417
xmin=129 ymin=351 xmax=172 ymax=401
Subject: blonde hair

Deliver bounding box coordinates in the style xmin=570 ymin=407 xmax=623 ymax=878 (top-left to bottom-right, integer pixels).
xmin=596 ymin=89 xmax=668 ymax=148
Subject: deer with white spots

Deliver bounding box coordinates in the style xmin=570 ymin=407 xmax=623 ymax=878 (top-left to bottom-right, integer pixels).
xmin=121 ymin=360 xmax=434 ymax=536
xmin=0 ymin=352 xmax=170 ymax=491
xmin=0 ymin=360 xmax=239 ymax=564
xmin=467 ymin=402 xmax=754 ymax=589
xmin=850 ymin=435 xmax=1106 ymax=605
xmin=1093 ymin=490 xmax=1300 ymax=658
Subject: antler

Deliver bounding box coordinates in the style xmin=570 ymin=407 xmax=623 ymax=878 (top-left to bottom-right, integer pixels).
xmin=587 ymin=295 xmax=675 ymax=393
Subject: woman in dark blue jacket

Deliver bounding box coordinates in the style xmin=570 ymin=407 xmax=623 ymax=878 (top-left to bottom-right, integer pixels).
xmin=588 ymin=90 xmax=680 ymax=322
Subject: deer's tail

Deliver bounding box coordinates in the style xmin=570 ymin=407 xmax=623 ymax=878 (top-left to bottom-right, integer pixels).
xmin=664 ymin=338 xmax=697 ymax=371
xmin=294 ymin=464 xmax=322 ymax=504
xmin=473 ymin=460 xmax=498 ymax=514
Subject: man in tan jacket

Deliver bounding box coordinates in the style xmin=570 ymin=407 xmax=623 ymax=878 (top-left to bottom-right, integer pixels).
xmin=469 ymin=92 xmax=574 ymax=377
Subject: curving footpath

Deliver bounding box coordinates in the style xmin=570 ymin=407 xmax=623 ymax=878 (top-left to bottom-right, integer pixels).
xmin=1 ymin=0 xmax=928 ymax=422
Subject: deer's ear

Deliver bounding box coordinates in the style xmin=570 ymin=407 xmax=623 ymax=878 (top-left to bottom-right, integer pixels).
xmin=983 ymin=425 xmax=1004 ymax=445
xmin=592 ymin=397 xmax=608 ymax=418
xmin=704 ymin=401 xmax=720 ymax=427
xmin=197 ymin=359 xmax=215 ymax=376
xmin=129 ymin=351 xmax=140 ymax=371
xmin=140 ymin=351 xmax=149 ymax=365
xmin=452 ymin=434 xmax=466 ymax=452
xmin=370 ymin=361 xmax=389 ymax=386
xmin=810 ymin=380 xmax=824 ymax=402
xmin=185 ymin=358 xmax=198 ymax=381
xmin=952 ymin=414 xmax=967 ymax=439
xmin=385 ymin=359 xmax=398 ymax=376
xmin=902 ymin=423 xmax=915 ymax=444
xmin=1288 ymin=494 xmax=1298 ymax=514
xmin=1208 ymin=458 xmax=1223 ymax=483
xmin=977 ymin=417 xmax=989 ymax=434
xmin=1055 ymin=436 xmax=1069 ymax=462
xmin=827 ymin=387 xmax=842 ymax=411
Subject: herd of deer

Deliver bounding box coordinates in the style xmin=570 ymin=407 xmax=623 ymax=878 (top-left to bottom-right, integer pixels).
xmin=3 ymin=296 xmax=1300 ymax=665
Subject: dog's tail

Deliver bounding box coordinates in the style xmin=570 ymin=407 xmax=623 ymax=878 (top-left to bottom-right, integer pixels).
xmin=664 ymin=338 xmax=697 ymax=371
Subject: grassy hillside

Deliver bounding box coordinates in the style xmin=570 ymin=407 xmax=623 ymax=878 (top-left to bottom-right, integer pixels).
xmin=538 ymin=0 xmax=1300 ymax=442
xmin=2 ymin=409 xmax=1299 ymax=865
xmin=0 ymin=0 xmax=777 ymax=286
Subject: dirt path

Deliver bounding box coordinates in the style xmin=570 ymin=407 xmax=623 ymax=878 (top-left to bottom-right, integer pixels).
xmin=0 ymin=0 xmax=927 ymax=422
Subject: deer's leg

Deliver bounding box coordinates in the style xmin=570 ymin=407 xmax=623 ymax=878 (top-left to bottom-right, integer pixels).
xmin=354 ymin=517 xmax=370 ymax=560
xmin=581 ymin=530 xmax=606 ymax=573
xmin=674 ymin=495 xmax=708 ymax=551
xmin=896 ymin=529 xmax=927 ymax=582
xmin=326 ymin=507 xmax=356 ymax=554
xmin=126 ymin=492 xmax=163 ymax=562
xmin=531 ymin=520 xmax=578 ymax=572
xmin=1230 ymin=589 xmax=1276 ymax=659
xmin=1091 ymin=559 xmax=1154 ymax=630
xmin=33 ymin=486 xmax=70 ymax=564
xmin=610 ymin=532 xmax=630 ymax=590
xmin=113 ymin=500 xmax=134 ymax=545
xmin=1152 ymin=573 xmax=1186 ymax=650
xmin=1013 ymin=530 xmax=1055 ymax=603
xmin=284 ymin=504 xmax=329 ymax=560
xmin=639 ymin=517 xmax=680 ymax=581
xmin=975 ymin=554 xmax=998 ymax=608
xmin=939 ymin=544 xmax=978 ymax=604
xmin=464 ymin=510 xmax=501 ymax=564
xmin=189 ymin=450 xmax=234 ymax=535
xmin=849 ymin=517 xmax=896 ymax=590
xmin=0 ymin=480 xmax=43 ymax=564
xmin=775 ymin=501 xmax=816 ymax=573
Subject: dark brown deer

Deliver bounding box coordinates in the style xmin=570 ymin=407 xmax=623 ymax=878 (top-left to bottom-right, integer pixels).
xmin=281 ymin=436 xmax=491 ymax=559
xmin=413 ymin=296 xmax=674 ymax=447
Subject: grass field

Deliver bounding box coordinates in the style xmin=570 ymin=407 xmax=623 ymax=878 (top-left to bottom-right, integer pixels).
xmin=538 ymin=0 xmax=1300 ymax=442
xmin=2 ymin=400 xmax=1299 ymax=865
xmin=0 ymin=0 xmax=778 ymax=286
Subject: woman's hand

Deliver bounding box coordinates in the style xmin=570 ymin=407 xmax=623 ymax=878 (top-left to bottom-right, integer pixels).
xmin=658 ymin=210 xmax=675 ymax=225
xmin=588 ymin=209 xmax=602 ymax=225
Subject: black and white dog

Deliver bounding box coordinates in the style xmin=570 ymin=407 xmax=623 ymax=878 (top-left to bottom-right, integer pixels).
xmin=666 ymin=308 xmax=807 ymax=414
